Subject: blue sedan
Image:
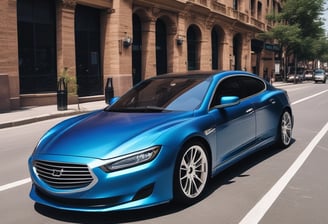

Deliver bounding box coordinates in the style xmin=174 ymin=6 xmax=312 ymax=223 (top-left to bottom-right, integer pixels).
xmin=28 ymin=70 xmax=293 ymax=212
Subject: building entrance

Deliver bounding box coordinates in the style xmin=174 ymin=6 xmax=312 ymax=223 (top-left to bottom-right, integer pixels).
xmin=75 ymin=5 xmax=102 ymax=97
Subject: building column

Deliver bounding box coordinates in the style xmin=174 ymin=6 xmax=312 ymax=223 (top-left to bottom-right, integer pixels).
xmin=142 ymin=18 xmax=156 ymax=79
xmin=56 ymin=0 xmax=76 ymax=77
xmin=242 ymin=32 xmax=252 ymax=71
xmin=1 ymin=0 xmax=20 ymax=110
xmin=104 ymin=0 xmax=132 ymax=96
xmin=166 ymin=24 xmax=177 ymax=73
xmin=221 ymin=28 xmax=234 ymax=70
xmin=173 ymin=13 xmax=188 ymax=72
xmin=200 ymin=27 xmax=211 ymax=71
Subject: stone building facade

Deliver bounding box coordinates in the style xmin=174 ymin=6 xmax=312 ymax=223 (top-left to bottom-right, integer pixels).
xmin=0 ymin=0 xmax=281 ymax=111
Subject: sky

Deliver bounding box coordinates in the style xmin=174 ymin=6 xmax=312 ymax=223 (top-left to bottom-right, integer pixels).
xmin=324 ymin=1 xmax=328 ymax=34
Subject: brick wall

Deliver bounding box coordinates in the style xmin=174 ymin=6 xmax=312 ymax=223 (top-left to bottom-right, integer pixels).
xmin=0 ymin=0 xmax=277 ymax=109
xmin=0 ymin=0 xmax=20 ymax=110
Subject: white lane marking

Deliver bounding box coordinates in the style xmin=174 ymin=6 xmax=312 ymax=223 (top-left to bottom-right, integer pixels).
xmin=239 ymin=121 xmax=328 ymax=224
xmin=0 ymin=178 xmax=31 ymax=192
xmin=291 ymin=89 xmax=328 ymax=105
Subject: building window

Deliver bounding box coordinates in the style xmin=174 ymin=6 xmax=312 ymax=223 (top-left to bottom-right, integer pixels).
xmin=75 ymin=5 xmax=102 ymax=96
xmin=17 ymin=0 xmax=57 ymax=94
xmin=250 ymin=0 xmax=255 ymax=17
xmin=212 ymin=29 xmax=219 ymax=70
xmin=257 ymin=2 xmax=263 ymax=20
xmin=156 ymin=19 xmax=167 ymax=75
xmin=233 ymin=0 xmax=239 ymax=10
xmin=187 ymin=25 xmax=201 ymax=71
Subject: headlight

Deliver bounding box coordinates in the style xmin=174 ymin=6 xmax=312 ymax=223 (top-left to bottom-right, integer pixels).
xmin=101 ymin=146 xmax=161 ymax=172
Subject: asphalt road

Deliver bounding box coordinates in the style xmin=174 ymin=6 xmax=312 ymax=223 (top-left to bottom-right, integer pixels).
xmin=0 ymin=81 xmax=327 ymax=224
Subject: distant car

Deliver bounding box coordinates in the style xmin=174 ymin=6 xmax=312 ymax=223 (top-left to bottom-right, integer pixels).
xmin=303 ymin=70 xmax=314 ymax=81
xmin=287 ymin=72 xmax=303 ymax=83
xmin=313 ymin=69 xmax=326 ymax=83
xmin=28 ymin=70 xmax=293 ymax=212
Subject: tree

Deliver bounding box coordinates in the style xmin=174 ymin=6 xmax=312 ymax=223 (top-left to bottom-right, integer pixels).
xmin=259 ymin=0 xmax=327 ymax=78
xmin=258 ymin=24 xmax=301 ymax=80
xmin=281 ymin=0 xmax=326 ymax=62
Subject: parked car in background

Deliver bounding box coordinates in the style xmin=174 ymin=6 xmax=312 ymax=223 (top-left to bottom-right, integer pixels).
xmin=303 ymin=70 xmax=314 ymax=81
xmin=313 ymin=69 xmax=326 ymax=83
xmin=287 ymin=72 xmax=304 ymax=83
xmin=287 ymin=67 xmax=304 ymax=83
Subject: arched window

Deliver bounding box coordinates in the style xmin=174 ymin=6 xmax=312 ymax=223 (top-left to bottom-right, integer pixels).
xmin=233 ymin=0 xmax=238 ymax=10
xmin=212 ymin=29 xmax=219 ymax=70
xmin=212 ymin=26 xmax=225 ymax=70
xmin=250 ymin=0 xmax=255 ymax=16
xmin=257 ymin=2 xmax=263 ymax=20
xmin=187 ymin=25 xmax=201 ymax=71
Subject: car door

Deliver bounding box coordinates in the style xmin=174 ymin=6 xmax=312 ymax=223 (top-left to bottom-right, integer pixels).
xmin=249 ymin=79 xmax=281 ymax=143
xmin=210 ymin=76 xmax=256 ymax=164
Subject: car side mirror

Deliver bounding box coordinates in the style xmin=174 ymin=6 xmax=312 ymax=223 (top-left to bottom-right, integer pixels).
xmin=109 ymin=96 xmax=120 ymax=105
xmin=213 ymin=96 xmax=240 ymax=109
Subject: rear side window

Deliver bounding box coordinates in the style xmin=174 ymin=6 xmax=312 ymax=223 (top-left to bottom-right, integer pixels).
xmin=240 ymin=76 xmax=265 ymax=98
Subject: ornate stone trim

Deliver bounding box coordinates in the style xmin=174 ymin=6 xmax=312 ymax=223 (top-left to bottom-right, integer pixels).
xmin=61 ymin=0 xmax=76 ymax=10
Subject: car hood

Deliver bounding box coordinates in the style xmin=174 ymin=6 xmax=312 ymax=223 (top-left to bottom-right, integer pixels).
xmin=36 ymin=110 xmax=192 ymax=159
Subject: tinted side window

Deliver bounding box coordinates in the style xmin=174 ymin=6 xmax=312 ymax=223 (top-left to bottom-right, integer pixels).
xmin=210 ymin=76 xmax=265 ymax=107
xmin=240 ymin=77 xmax=265 ymax=98
xmin=210 ymin=77 xmax=241 ymax=107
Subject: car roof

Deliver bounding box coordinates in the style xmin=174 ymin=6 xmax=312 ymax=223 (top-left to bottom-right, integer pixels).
xmin=151 ymin=70 xmax=254 ymax=80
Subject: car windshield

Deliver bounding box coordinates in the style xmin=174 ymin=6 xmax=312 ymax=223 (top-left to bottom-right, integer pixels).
xmin=106 ymin=76 xmax=211 ymax=112
xmin=314 ymin=70 xmax=324 ymax=75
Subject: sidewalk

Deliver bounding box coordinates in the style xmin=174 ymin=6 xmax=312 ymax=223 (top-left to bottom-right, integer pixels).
xmin=0 ymin=100 xmax=108 ymax=129
xmin=272 ymin=81 xmax=293 ymax=87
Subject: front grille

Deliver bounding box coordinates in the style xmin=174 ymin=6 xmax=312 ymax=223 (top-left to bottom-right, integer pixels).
xmin=34 ymin=160 xmax=94 ymax=189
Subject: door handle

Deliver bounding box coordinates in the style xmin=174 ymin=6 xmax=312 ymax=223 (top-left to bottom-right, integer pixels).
xmin=246 ymin=108 xmax=254 ymax=114
xmin=269 ymin=98 xmax=276 ymax=104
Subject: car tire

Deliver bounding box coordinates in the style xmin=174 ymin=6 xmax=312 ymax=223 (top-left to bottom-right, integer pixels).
xmin=173 ymin=141 xmax=210 ymax=205
xmin=277 ymin=110 xmax=293 ymax=148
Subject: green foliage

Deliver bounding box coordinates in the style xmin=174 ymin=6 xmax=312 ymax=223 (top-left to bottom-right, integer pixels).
xmin=258 ymin=24 xmax=301 ymax=56
xmin=263 ymin=0 xmax=327 ymax=61
xmin=58 ymin=67 xmax=78 ymax=95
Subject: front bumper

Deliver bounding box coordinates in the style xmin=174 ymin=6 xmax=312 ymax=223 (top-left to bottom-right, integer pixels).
xmin=314 ymin=76 xmax=325 ymax=82
xmin=28 ymin=150 xmax=174 ymax=212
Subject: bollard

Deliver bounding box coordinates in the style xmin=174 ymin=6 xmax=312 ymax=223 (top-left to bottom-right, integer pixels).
xmin=105 ymin=77 xmax=114 ymax=104
xmin=57 ymin=77 xmax=68 ymax=111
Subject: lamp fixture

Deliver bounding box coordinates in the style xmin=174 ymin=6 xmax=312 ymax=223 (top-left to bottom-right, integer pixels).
xmin=122 ymin=32 xmax=132 ymax=48
xmin=176 ymin=35 xmax=184 ymax=46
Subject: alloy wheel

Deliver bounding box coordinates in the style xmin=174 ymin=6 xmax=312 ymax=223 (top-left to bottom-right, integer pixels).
xmin=280 ymin=111 xmax=292 ymax=147
xmin=178 ymin=144 xmax=209 ymax=199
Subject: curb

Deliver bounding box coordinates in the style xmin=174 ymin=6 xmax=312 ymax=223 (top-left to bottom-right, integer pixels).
xmin=0 ymin=110 xmax=88 ymax=129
